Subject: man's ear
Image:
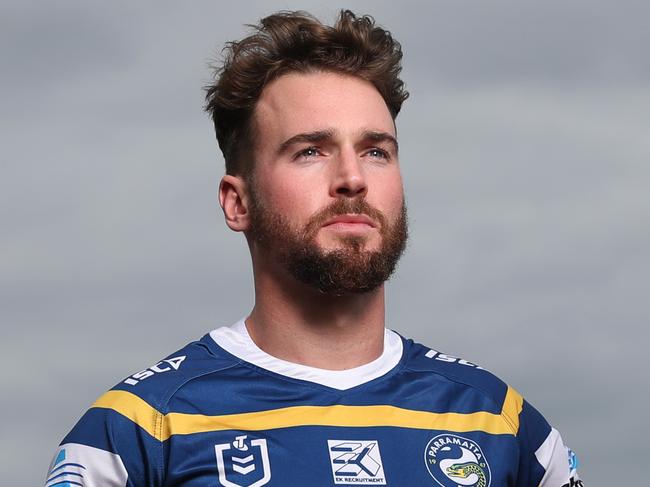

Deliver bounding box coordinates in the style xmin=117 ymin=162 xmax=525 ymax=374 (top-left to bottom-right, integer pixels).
xmin=219 ymin=175 xmax=251 ymax=232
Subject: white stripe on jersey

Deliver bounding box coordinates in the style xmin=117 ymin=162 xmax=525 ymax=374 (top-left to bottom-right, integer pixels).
xmin=536 ymin=427 xmax=582 ymax=486
xmin=45 ymin=442 xmax=127 ymax=487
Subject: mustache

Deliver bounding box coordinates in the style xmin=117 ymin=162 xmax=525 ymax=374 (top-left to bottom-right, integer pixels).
xmin=303 ymin=198 xmax=387 ymax=237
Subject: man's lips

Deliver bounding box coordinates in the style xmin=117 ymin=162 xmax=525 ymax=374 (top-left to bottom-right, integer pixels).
xmin=322 ymin=214 xmax=377 ymax=229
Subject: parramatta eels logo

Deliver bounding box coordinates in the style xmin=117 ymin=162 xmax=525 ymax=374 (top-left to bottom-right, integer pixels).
xmin=215 ymin=435 xmax=271 ymax=487
xmin=424 ymin=434 xmax=491 ymax=487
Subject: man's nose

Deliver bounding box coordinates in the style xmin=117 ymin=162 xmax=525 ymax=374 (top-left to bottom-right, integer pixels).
xmin=329 ymin=148 xmax=368 ymax=198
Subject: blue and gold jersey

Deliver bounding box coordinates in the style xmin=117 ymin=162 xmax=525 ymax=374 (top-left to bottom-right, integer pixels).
xmin=46 ymin=320 xmax=583 ymax=486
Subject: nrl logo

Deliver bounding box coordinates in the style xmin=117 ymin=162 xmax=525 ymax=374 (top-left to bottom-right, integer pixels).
xmin=215 ymin=435 xmax=271 ymax=487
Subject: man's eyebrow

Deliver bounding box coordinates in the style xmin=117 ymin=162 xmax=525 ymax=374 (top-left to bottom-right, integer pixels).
xmin=277 ymin=129 xmax=335 ymax=154
xmin=362 ymin=130 xmax=399 ymax=153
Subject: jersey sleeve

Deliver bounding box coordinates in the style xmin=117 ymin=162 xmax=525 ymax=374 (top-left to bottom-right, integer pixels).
xmin=44 ymin=392 xmax=164 ymax=487
xmin=44 ymin=338 xmax=229 ymax=487
xmin=516 ymin=399 xmax=584 ymax=486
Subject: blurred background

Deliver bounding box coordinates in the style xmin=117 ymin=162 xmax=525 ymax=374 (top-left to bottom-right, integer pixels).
xmin=2 ymin=0 xmax=648 ymax=484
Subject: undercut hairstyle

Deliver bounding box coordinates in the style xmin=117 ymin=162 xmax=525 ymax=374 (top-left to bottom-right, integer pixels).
xmin=204 ymin=9 xmax=409 ymax=179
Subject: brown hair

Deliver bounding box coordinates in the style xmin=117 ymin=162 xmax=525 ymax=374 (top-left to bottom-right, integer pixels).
xmin=204 ymin=9 xmax=409 ymax=178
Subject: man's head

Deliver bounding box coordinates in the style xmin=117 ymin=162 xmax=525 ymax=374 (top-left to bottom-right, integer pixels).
xmin=204 ymin=10 xmax=408 ymax=179
xmin=206 ymin=11 xmax=409 ymax=296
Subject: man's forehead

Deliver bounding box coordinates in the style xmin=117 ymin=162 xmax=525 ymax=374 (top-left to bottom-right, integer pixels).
xmin=253 ymin=71 xmax=396 ymax=139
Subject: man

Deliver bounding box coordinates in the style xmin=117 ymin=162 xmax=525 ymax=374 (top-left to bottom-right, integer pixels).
xmin=46 ymin=10 xmax=583 ymax=487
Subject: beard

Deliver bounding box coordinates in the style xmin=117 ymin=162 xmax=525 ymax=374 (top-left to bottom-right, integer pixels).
xmin=248 ymin=190 xmax=408 ymax=296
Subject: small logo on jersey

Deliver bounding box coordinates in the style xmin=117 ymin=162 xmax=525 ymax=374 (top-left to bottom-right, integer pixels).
xmin=424 ymin=434 xmax=491 ymax=487
xmin=425 ymin=350 xmax=485 ymax=370
xmin=45 ymin=447 xmax=87 ymax=486
xmin=561 ymin=477 xmax=584 ymax=487
xmin=567 ymin=448 xmax=579 ymax=471
xmin=327 ymin=440 xmax=386 ymax=484
xmin=215 ymin=435 xmax=271 ymax=487
xmin=123 ymin=355 xmax=186 ymax=386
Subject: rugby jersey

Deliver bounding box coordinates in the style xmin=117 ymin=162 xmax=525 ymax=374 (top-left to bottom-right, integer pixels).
xmin=46 ymin=319 xmax=583 ymax=486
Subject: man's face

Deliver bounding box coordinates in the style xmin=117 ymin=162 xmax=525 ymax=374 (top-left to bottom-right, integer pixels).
xmin=247 ymin=71 xmax=408 ymax=295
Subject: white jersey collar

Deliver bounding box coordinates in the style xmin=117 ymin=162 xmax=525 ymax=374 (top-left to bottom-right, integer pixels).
xmin=209 ymin=318 xmax=403 ymax=390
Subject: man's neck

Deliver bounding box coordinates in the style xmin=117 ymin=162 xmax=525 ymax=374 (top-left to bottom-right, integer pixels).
xmin=246 ymin=265 xmax=386 ymax=371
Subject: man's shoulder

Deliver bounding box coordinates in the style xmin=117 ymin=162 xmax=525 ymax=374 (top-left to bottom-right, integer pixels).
xmin=100 ymin=333 xmax=240 ymax=414
xmin=59 ymin=332 xmax=248 ymax=453
xmin=400 ymin=336 xmax=518 ymax=416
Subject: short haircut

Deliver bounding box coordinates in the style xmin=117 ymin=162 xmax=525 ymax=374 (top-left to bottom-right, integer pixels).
xmin=204 ymin=9 xmax=409 ymax=178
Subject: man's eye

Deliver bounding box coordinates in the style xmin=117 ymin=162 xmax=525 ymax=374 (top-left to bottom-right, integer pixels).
xmin=366 ymin=148 xmax=389 ymax=160
xmin=295 ymin=147 xmax=320 ymax=159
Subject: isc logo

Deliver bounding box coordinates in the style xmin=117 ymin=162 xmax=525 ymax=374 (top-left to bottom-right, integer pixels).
xmin=425 ymin=349 xmax=485 ymax=370
xmin=123 ymin=356 xmax=186 ymax=386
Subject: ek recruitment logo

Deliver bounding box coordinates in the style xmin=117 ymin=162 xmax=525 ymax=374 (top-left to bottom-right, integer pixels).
xmin=327 ymin=440 xmax=386 ymax=484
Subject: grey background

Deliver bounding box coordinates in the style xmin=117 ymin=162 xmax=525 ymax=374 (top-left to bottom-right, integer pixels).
xmin=2 ymin=0 xmax=648 ymax=484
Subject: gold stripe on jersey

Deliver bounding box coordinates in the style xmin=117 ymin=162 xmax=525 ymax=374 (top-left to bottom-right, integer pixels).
xmin=166 ymin=404 xmax=514 ymax=438
xmin=92 ymin=387 xmax=524 ymax=442
xmin=93 ymin=390 xmax=165 ymax=441
xmin=501 ymin=386 xmax=524 ymax=434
